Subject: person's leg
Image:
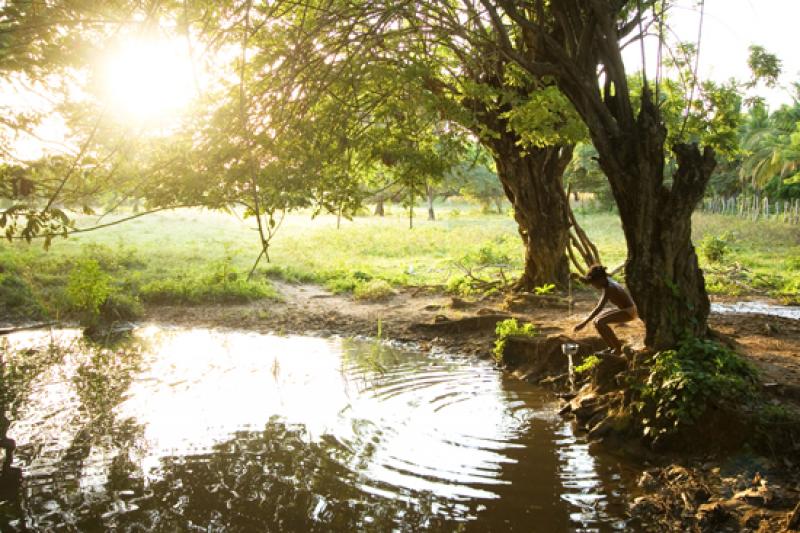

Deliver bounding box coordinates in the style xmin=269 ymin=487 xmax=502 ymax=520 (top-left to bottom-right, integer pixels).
xmin=593 ymin=308 xmax=635 ymax=354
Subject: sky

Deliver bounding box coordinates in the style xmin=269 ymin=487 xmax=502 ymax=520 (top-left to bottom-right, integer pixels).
xmin=624 ymin=0 xmax=800 ymax=108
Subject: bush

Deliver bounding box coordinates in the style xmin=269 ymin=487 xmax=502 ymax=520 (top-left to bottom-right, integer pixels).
xmin=635 ymin=338 xmax=757 ymax=439
xmin=493 ymin=318 xmax=537 ymax=363
xmin=65 ymin=259 xmax=112 ymax=326
xmin=445 ymin=274 xmax=474 ymax=296
xmin=0 ymin=273 xmax=46 ymax=321
xmin=700 ymin=233 xmax=732 ymax=263
xmin=354 ymin=279 xmax=394 ymax=301
xmin=99 ymin=293 xmax=143 ymax=323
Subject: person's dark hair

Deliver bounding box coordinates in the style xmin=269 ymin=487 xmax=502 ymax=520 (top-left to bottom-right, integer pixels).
xmin=582 ymin=264 xmax=607 ymax=283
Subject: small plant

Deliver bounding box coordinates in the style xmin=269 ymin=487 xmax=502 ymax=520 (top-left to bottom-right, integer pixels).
xmin=493 ymin=318 xmax=537 ymax=363
xmin=65 ymin=258 xmax=112 ymax=326
xmin=353 ymin=279 xmax=394 ymax=301
xmin=574 ymin=355 xmax=601 ymax=374
xmin=445 ymin=274 xmax=474 ymax=296
xmin=700 ymin=232 xmax=732 ymax=263
xmin=635 ymin=337 xmax=757 ymax=439
xmin=534 ymin=283 xmax=556 ymax=295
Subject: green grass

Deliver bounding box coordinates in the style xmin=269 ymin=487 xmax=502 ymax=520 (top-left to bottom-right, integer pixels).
xmin=1 ymin=202 xmax=798 ymax=320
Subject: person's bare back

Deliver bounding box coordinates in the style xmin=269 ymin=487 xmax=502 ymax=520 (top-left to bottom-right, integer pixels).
xmin=605 ymin=279 xmax=635 ymax=311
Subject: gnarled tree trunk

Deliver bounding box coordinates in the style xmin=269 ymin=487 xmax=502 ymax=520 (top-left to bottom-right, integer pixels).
xmin=488 ymin=133 xmax=573 ymax=291
xmin=597 ymin=104 xmax=713 ymax=347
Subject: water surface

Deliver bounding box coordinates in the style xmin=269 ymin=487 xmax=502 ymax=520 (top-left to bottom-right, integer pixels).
xmin=0 ymin=327 xmax=638 ymax=531
xmin=712 ymin=301 xmax=800 ymax=320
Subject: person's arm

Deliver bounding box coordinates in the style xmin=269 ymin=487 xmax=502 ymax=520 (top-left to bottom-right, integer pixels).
xmin=574 ymin=291 xmax=608 ymax=331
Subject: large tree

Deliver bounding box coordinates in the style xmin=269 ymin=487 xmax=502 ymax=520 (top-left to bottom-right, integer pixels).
xmin=478 ymin=0 xmax=736 ymax=348
xmin=346 ymin=2 xmax=587 ymax=290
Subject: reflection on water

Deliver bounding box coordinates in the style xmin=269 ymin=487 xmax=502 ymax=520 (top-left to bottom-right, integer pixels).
xmin=0 ymin=327 xmax=637 ymax=531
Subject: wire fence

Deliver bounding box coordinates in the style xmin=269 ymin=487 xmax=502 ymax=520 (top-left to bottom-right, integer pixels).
xmin=700 ymin=195 xmax=800 ymax=224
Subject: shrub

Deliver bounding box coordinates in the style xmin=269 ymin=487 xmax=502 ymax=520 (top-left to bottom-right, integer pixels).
xmin=99 ymin=293 xmax=143 ymax=323
xmin=700 ymin=233 xmax=731 ymax=263
xmin=493 ymin=318 xmax=537 ymax=363
xmin=445 ymin=274 xmax=474 ymax=296
xmin=635 ymin=338 xmax=757 ymax=439
xmin=65 ymin=259 xmax=112 ymax=326
xmin=354 ymin=279 xmax=394 ymax=301
xmin=0 ymin=273 xmax=46 ymax=320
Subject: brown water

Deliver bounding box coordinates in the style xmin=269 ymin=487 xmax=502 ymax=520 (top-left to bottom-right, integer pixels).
xmin=0 ymin=327 xmax=640 ymax=531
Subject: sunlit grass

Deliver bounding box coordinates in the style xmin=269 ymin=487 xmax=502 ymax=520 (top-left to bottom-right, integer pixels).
xmin=1 ymin=203 xmax=798 ymax=321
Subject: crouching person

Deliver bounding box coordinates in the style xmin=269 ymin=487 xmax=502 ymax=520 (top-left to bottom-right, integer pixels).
xmin=573 ymin=264 xmax=638 ymax=355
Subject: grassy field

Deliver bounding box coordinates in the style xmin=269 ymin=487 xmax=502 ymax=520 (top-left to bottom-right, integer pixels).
xmin=1 ymin=201 xmax=798 ymax=322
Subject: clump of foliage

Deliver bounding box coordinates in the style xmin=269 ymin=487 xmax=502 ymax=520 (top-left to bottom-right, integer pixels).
xmin=0 ymin=271 xmax=46 ymax=321
xmin=492 ymin=318 xmax=537 ymax=363
xmin=323 ymin=270 xmax=373 ymax=295
xmin=574 ymin=355 xmax=601 ymax=374
xmin=65 ymin=258 xmax=112 ymax=327
xmin=700 ymin=232 xmax=732 ymax=263
xmin=634 ymin=338 xmax=758 ymax=440
xmin=353 ymin=279 xmax=394 ymax=301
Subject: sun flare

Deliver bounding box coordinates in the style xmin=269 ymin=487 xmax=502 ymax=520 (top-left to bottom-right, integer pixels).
xmin=100 ymin=37 xmax=196 ymax=123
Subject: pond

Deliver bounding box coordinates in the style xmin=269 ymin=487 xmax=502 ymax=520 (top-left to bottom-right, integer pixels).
xmin=0 ymin=327 xmax=640 ymax=531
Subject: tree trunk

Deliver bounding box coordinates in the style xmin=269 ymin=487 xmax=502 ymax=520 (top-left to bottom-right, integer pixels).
xmin=374 ymin=197 xmax=385 ymax=216
xmin=408 ymin=186 xmax=413 ymax=229
xmin=591 ymin=97 xmax=714 ymax=349
xmin=489 ymin=135 xmax=573 ymax=291
xmin=426 ymin=183 xmax=435 ymax=220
